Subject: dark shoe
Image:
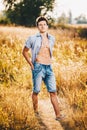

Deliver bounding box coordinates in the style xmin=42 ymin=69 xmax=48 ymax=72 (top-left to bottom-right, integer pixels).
xmin=35 ymin=112 xmax=40 ymax=117
xmin=55 ymin=114 xmax=65 ymax=121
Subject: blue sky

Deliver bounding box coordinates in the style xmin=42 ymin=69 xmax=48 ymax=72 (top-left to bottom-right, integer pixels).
xmin=0 ymin=0 xmax=87 ymax=18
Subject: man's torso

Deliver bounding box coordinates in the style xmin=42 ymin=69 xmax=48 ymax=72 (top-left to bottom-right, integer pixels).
xmin=25 ymin=33 xmax=55 ymax=64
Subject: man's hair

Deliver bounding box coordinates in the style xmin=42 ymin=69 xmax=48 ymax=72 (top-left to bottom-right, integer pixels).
xmin=36 ymin=16 xmax=48 ymax=26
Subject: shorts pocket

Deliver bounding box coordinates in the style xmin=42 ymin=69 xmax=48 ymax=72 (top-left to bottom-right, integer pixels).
xmin=49 ymin=65 xmax=53 ymax=71
xmin=34 ymin=62 xmax=42 ymax=70
xmin=34 ymin=62 xmax=41 ymax=67
xmin=33 ymin=62 xmax=42 ymax=76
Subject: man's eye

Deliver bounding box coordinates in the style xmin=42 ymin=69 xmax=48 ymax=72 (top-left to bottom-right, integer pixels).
xmin=39 ymin=24 xmax=46 ymax=26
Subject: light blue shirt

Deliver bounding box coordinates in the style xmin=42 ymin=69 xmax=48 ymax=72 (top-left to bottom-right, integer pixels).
xmin=25 ymin=33 xmax=55 ymax=63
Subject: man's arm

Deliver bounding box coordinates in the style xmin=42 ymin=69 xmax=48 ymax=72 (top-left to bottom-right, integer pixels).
xmin=22 ymin=46 xmax=34 ymax=70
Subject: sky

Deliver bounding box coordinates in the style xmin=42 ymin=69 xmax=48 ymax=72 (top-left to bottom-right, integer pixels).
xmin=54 ymin=0 xmax=87 ymax=18
xmin=0 ymin=0 xmax=5 ymax=11
xmin=0 ymin=0 xmax=87 ymax=18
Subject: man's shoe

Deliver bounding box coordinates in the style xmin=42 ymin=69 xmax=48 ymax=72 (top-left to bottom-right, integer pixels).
xmin=35 ymin=112 xmax=40 ymax=117
xmin=55 ymin=114 xmax=65 ymax=121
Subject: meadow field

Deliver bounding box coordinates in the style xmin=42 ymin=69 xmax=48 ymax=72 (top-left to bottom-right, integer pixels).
xmin=0 ymin=25 xmax=87 ymax=130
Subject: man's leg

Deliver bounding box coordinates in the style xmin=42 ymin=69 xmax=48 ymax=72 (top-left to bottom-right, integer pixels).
xmin=32 ymin=63 xmax=42 ymax=113
xmin=50 ymin=92 xmax=60 ymax=117
xmin=32 ymin=92 xmax=39 ymax=113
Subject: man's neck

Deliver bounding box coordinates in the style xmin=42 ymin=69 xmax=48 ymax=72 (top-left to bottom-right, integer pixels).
xmin=40 ymin=32 xmax=48 ymax=38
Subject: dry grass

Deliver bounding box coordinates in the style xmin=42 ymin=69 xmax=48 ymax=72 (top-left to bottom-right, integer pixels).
xmin=68 ymin=24 xmax=87 ymax=28
xmin=0 ymin=26 xmax=87 ymax=129
xmin=0 ymin=86 xmax=40 ymax=130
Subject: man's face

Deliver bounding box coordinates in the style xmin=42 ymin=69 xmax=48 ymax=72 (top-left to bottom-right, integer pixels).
xmin=37 ymin=20 xmax=48 ymax=33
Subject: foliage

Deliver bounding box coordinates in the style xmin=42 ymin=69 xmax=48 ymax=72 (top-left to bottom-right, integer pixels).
xmin=0 ymin=17 xmax=11 ymax=25
xmin=77 ymin=28 xmax=87 ymax=38
xmin=68 ymin=11 xmax=72 ymax=24
xmin=57 ymin=12 xmax=73 ymax=24
xmin=75 ymin=14 xmax=87 ymax=24
xmin=57 ymin=13 xmax=69 ymax=24
xmin=0 ymin=11 xmax=11 ymax=25
xmin=3 ymin=0 xmax=55 ymax=26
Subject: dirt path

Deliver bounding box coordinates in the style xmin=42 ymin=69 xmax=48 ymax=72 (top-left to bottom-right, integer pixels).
xmin=37 ymin=97 xmax=75 ymax=130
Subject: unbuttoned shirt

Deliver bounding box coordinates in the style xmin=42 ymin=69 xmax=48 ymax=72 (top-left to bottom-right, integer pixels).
xmin=25 ymin=33 xmax=55 ymax=63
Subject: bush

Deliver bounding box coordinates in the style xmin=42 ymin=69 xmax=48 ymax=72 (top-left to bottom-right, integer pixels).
xmin=77 ymin=28 xmax=87 ymax=38
xmin=0 ymin=17 xmax=11 ymax=25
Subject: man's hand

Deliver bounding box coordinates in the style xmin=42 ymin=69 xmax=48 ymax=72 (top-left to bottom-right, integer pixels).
xmin=22 ymin=46 xmax=34 ymax=70
xmin=30 ymin=62 xmax=34 ymax=70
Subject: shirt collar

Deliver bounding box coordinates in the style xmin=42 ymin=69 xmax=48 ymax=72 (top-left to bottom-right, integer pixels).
xmin=36 ymin=33 xmax=51 ymax=39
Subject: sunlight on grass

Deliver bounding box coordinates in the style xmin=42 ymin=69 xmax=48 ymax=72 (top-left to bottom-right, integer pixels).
xmin=0 ymin=26 xmax=87 ymax=129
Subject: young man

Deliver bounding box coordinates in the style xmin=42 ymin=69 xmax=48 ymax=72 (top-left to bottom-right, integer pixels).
xmin=22 ymin=16 xmax=64 ymax=120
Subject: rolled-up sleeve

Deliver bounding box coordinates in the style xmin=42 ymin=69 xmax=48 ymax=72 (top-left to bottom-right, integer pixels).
xmin=51 ymin=36 xmax=55 ymax=47
xmin=53 ymin=37 xmax=55 ymax=43
xmin=25 ymin=37 xmax=32 ymax=48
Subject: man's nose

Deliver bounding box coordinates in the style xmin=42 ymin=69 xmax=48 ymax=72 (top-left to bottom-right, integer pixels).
xmin=42 ymin=25 xmax=45 ymax=27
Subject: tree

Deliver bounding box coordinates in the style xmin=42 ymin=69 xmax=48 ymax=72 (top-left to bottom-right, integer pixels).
xmin=68 ymin=10 xmax=72 ymax=24
xmin=57 ymin=13 xmax=68 ymax=24
xmin=3 ymin=0 xmax=55 ymax=26
xmin=75 ymin=14 xmax=87 ymax=24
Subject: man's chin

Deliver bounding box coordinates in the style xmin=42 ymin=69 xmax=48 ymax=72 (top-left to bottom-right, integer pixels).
xmin=40 ymin=30 xmax=47 ymax=33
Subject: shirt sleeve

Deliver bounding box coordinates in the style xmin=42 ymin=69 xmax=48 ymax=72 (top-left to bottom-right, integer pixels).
xmin=53 ymin=36 xmax=55 ymax=44
xmin=51 ymin=36 xmax=55 ymax=46
xmin=25 ymin=36 xmax=32 ymax=48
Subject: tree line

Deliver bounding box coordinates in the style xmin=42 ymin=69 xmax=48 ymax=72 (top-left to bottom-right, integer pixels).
xmin=0 ymin=0 xmax=87 ymax=26
xmin=2 ymin=0 xmax=55 ymax=26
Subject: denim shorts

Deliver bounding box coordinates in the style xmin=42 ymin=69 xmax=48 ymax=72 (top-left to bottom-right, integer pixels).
xmin=32 ymin=62 xmax=56 ymax=93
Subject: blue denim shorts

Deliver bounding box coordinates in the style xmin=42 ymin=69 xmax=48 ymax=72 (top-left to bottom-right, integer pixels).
xmin=32 ymin=62 xmax=56 ymax=93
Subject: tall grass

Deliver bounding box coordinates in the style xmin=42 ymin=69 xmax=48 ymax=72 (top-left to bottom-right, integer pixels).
xmin=0 ymin=87 xmax=40 ymax=130
xmin=0 ymin=26 xmax=87 ymax=129
xmin=52 ymin=29 xmax=87 ymax=129
xmin=0 ymin=26 xmax=41 ymax=130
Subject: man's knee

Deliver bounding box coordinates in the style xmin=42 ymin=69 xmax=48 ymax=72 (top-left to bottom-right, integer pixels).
xmin=32 ymin=92 xmax=39 ymax=96
xmin=50 ymin=92 xmax=57 ymax=97
xmin=33 ymin=92 xmax=38 ymax=94
xmin=32 ymin=92 xmax=39 ymax=99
